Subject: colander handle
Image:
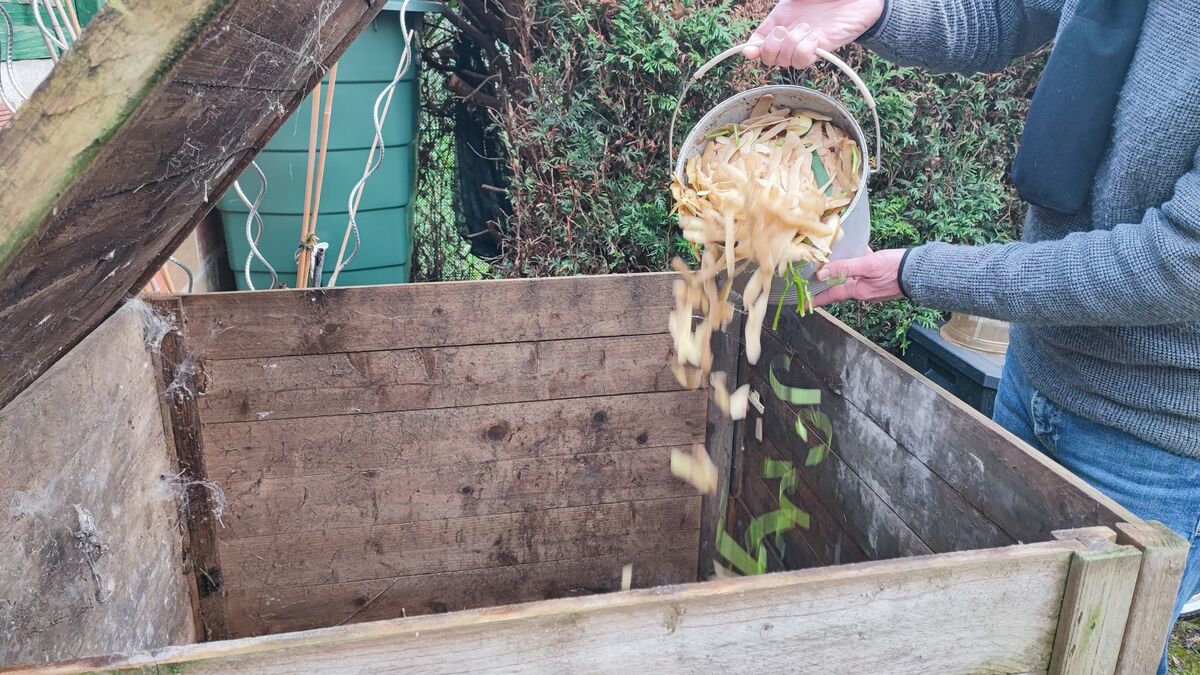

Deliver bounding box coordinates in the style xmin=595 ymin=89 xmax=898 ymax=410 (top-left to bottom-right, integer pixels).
xmin=688 ymin=39 xmax=882 ymax=174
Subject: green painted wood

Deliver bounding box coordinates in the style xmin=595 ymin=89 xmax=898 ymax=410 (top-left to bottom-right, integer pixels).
xmin=0 ymin=1 xmax=101 ymax=61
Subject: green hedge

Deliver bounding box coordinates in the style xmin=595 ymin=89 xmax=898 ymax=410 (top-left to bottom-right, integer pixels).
xmin=802 ymin=48 xmax=1045 ymax=348
xmin=447 ymin=0 xmax=1045 ymax=349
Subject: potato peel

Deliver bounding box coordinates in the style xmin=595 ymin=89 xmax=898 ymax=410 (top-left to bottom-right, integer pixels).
xmin=671 ymin=443 xmax=718 ymax=495
xmin=668 ymin=99 xmax=863 ymax=422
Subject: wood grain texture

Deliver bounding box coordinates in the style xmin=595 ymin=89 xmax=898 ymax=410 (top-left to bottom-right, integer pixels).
xmin=1049 ymin=540 xmax=1141 ymax=674
xmin=750 ymin=369 xmax=933 ymax=561
xmin=22 ymin=541 xmax=1084 ymax=675
xmin=742 ymin=435 xmax=869 ymax=569
xmin=770 ymin=309 xmax=1137 ymax=544
xmin=752 ymin=327 xmax=1015 ymax=553
xmin=175 ymin=273 xmax=677 ymax=360
xmin=221 ymin=547 xmax=699 ymax=638
xmin=1114 ymin=521 xmax=1189 ymax=675
xmin=201 ymin=390 xmax=707 ymax=482
xmin=0 ymin=0 xmax=386 ymax=409
xmin=0 ymin=306 xmax=193 ymax=666
xmin=200 ymin=333 xmax=681 ymax=423
xmin=159 ymin=275 xmax=710 ymax=641
xmin=218 ymin=496 xmax=701 ymax=592
xmin=217 ymin=445 xmax=696 ymax=540
xmin=698 ymin=310 xmax=744 ymax=579
xmin=151 ymin=298 xmax=227 ymax=641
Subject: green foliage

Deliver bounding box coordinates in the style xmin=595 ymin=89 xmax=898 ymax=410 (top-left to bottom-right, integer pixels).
xmin=1170 ymin=619 xmax=1200 ymax=675
xmin=494 ymin=0 xmax=753 ymax=276
xmin=796 ymin=48 xmax=1045 ymax=348
xmin=487 ymin=0 xmax=1045 ymax=349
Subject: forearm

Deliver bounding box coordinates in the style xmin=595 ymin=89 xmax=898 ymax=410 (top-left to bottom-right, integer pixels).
xmin=858 ymin=0 xmax=1062 ymax=74
xmin=902 ymin=209 xmax=1200 ymax=326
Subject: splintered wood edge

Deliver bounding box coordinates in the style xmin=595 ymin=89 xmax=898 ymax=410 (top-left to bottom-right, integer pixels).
xmin=13 ymin=539 xmax=1085 ymax=674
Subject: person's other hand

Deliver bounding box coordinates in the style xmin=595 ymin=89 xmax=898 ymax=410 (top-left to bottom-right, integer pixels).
xmin=811 ymin=247 xmax=906 ymax=307
xmin=744 ymin=0 xmax=885 ymax=69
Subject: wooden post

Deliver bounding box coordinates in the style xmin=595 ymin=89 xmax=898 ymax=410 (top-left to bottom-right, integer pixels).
xmin=698 ymin=306 xmax=744 ymax=580
xmin=1114 ymin=521 xmax=1189 ymax=675
xmin=1049 ymin=531 xmax=1142 ymax=674
xmin=150 ymin=298 xmax=228 ymax=641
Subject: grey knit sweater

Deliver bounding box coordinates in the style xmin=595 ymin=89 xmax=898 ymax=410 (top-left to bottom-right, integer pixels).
xmin=859 ymin=0 xmax=1200 ymax=458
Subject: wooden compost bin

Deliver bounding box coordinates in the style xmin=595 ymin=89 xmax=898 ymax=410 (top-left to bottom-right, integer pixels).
xmin=0 ymin=273 xmax=1186 ymax=674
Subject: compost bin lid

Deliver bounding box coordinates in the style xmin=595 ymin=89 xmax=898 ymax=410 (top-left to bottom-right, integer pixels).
xmin=0 ymin=0 xmax=385 ymax=410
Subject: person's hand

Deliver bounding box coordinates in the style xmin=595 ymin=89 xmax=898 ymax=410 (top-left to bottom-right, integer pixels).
xmin=744 ymin=0 xmax=885 ymax=69
xmin=811 ymin=248 xmax=906 ymax=307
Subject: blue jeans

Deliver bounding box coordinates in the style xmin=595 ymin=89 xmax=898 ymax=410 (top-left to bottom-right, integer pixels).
xmin=993 ymin=355 xmax=1200 ymax=675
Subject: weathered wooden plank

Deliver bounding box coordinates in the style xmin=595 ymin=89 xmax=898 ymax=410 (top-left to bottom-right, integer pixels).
xmin=175 ymin=273 xmax=677 ymax=360
xmin=201 ymin=390 xmax=707 ymax=482
xmin=218 ymin=496 xmax=702 ymax=592
xmin=738 ymin=458 xmax=827 ymax=569
xmin=771 ymin=309 xmax=1137 ymax=543
xmin=151 ymin=297 xmax=228 ymax=642
xmin=722 ymin=490 xmax=794 ymax=574
xmin=754 ymin=327 xmax=1016 ymax=553
xmin=1048 ymin=540 xmax=1141 ymax=674
xmin=1114 ymin=521 xmax=1189 ymax=675
xmin=0 ymin=0 xmax=386 ymax=409
xmin=222 ymin=545 xmax=699 ymax=638
xmin=743 ymin=435 xmax=869 ymax=569
xmin=0 ymin=305 xmax=193 ymax=666
xmin=217 ymin=446 xmax=696 ymax=540
xmin=24 ymin=541 xmax=1085 ymax=675
xmin=200 ymin=333 xmax=682 ymax=423
xmin=698 ymin=309 xmax=745 ymax=579
xmin=751 ymin=370 xmax=934 ymax=560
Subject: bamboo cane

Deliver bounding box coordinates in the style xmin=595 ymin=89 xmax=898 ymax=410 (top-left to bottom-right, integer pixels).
xmin=305 ymin=62 xmax=339 ymax=288
xmin=51 ymin=0 xmax=77 ymax=41
xmin=62 ymin=0 xmax=83 ymax=38
xmin=296 ymin=81 xmax=322 ymax=288
xmin=159 ymin=266 xmax=178 ymax=294
xmin=42 ymin=0 xmax=69 ymax=49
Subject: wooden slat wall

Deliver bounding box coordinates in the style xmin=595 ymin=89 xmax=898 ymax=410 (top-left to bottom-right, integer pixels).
xmin=161 ymin=274 xmax=708 ymax=639
xmin=30 ymin=541 xmax=1087 ymax=675
xmin=728 ymin=307 xmax=1138 ymax=573
xmin=0 ymin=305 xmax=194 ymax=667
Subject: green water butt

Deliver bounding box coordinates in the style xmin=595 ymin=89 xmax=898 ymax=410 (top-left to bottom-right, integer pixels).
xmin=262 ymin=81 xmax=418 ymax=152
xmin=226 ymin=206 xmax=414 ymax=289
xmin=216 ymin=7 xmax=426 ymax=290
xmin=225 ymin=144 xmax=416 ymax=214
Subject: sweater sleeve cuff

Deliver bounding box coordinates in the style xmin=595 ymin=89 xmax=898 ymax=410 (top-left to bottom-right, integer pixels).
xmin=855 ymin=0 xmax=993 ymax=70
xmin=858 ymin=0 xmax=889 ymax=41
xmin=897 ymin=247 xmax=913 ymax=298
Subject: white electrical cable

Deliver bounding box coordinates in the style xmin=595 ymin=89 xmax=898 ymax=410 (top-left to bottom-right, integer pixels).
xmin=234 ymin=160 xmax=279 ymax=291
xmin=327 ymin=0 xmax=415 ymax=288
xmin=0 ymin=3 xmax=27 ymax=111
xmin=41 ymin=0 xmax=69 ymax=51
xmin=31 ymin=0 xmax=68 ymax=56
